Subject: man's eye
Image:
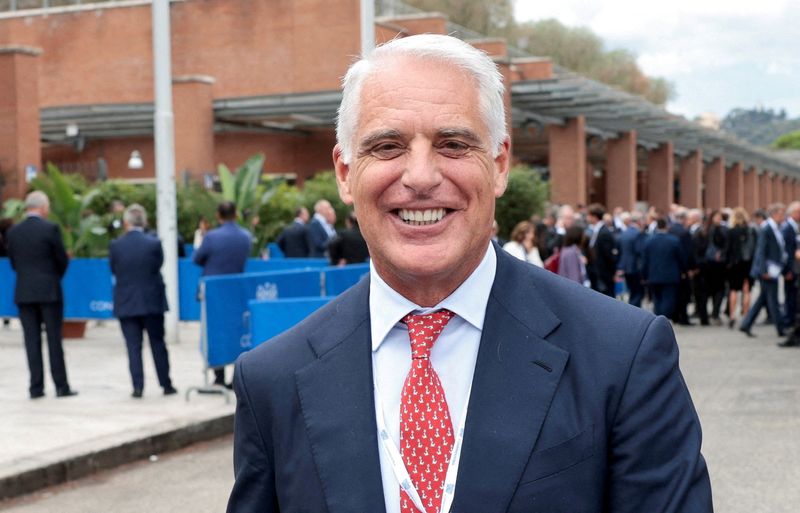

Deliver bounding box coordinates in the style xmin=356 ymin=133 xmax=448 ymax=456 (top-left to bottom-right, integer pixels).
xmin=438 ymin=141 xmax=470 ymax=157
xmin=370 ymin=143 xmax=405 ymax=159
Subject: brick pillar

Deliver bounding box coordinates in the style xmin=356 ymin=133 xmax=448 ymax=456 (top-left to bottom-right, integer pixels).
xmin=173 ymin=75 xmax=216 ymax=183
xmin=704 ymin=157 xmax=725 ymax=210
xmin=605 ymin=130 xmax=637 ymax=210
xmin=759 ymin=172 xmax=772 ymax=208
xmin=772 ymin=174 xmax=781 ymax=205
xmin=725 ymin=162 xmax=744 ymax=208
xmin=646 ymin=142 xmax=674 ymax=213
xmin=548 ymin=116 xmax=586 ymax=206
xmin=794 ymin=179 xmax=800 ymax=203
xmin=0 ymin=46 xmax=42 ymax=200
xmin=743 ymin=166 xmax=758 ymax=213
xmin=679 ymin=149 xmax=703 ymax=208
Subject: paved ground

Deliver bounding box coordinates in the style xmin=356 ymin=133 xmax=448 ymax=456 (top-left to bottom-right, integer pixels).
xmin=1 ymin=314 xmax=800 ymax=512
xmin=0 ymin=320 xmax=234 ymax=496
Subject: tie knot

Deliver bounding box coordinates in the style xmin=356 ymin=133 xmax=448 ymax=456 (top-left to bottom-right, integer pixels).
xmin=402 ymin=309 xmax=454 ymax=359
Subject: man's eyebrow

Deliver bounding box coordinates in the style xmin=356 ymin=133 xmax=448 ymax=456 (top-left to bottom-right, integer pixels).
xmin=358 ymin=129 xmax=404 ymax=150
xmin=436 ymin=128 xmax=483 ymax=146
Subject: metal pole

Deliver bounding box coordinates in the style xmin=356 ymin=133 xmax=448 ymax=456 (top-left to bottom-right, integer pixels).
xmin=152 ymin=0 xmax=179 ymax=344
xmin=360 ymin=0 xmax=375 ymax=56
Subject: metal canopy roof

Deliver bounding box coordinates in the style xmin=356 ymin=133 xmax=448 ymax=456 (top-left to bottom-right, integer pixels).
xmin=512 ymin=72 xmax=800 ymax=177
xmin=40 ymin=80 xmax=800 ymax=177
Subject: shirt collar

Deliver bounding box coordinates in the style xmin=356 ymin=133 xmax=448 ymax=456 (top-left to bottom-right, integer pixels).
xmin=369 ymin=242 xmax=497 ymax=352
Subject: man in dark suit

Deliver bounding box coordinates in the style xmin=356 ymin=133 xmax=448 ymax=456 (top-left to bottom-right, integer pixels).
xmin=193 ymin=201 xmax=252 ymax=386
xmin=6 ymin=191 xmax=76 ymax=399
xmin=585 ymin=203 xmax=618 ymax=297
xmin=306 ymin=199 xmax=337 ymax=257
xmin=643 ymin=217 xmax=688 ymax=318
xmin=227 ymin=35 xmax=711 ymax=513
xmin=688 ymin=209 xmax=710 ymax=326
xmin=327 ymin=211 xmax=369 ymax=266
xmin=276 ymin=207 xmax=310 ymax=257
xmin=109 ymin=204 xmax=176 ymax=398
xmin=615 ymin=211 xmax=646 ymax=307
xmin=780 ymin=201 xmax=800 ymax=330
xmin=740 ymin=203 xmax=788 ymax=338
xmin=668 ymin=208 xmax=696 ymax=325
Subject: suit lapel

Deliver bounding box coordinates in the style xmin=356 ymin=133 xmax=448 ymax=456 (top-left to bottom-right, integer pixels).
xmin=453 ymin=250 xmax=569 ymax=512
xmin=294 ymin=279 xmax=386 ymax=513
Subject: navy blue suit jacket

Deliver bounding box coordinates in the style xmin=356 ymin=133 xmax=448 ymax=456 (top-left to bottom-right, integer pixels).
xmin=642 ymin=232 xmax=687 ymax=284
xmin=192 ymin=222 xmax=252 ymax=276
xmin=109 ymin=230 xmax=168 ymax=318
xmin=276 ymin=220 xmax=309 ymax=258
xmin=306 ymin=218 xmax=333 ymax=258
xmin=616 ymin=225 xmax=646 ymax=275
xmin=669 ymin=221 xmax=696 ymax=271
xmin=780 ymin=221 xmax=797 ymax=275
xmin=228 ymin=247 xmax=711 ymax=512
xmin=6 ymin=216 xmax=69 ymax=304
xmin=751 ymin=223 xmax=786 ymax=279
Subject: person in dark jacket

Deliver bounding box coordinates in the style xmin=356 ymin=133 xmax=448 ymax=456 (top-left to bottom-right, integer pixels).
xmin=193 ymin=201 xmax=252 ymax=386
xmin=780 ymin=202 xmax=800 ymax=329
xmin=306 ymin=199 xmax=337 ymax=257
xmin=327 ymin=211 xmax=369 ymax=265
xmin=669 ymin=208 xmax=696 ymax=325
xmin=642 ymin=217 xmax=687 ymax=318
xmin=585 ymin=203 xmax=618 ymax=297
xmin=687 ymin=209 xmax=710 ymax=325
xmin=109 ymin=204 xmax=176 ymax=398
xmin=276 ymin=207 xmax=310 ymax=258
xmin=726 ymin=208 xmax=755 ymax=328
xmin=5 ymin=191 xmax=76 ymax=399
xmin=705 ymin=210 xmax=729 ymax=325
xmin=615 ymin=212 xmax=647 ymax=307
xmin=740 ymin=203 xmax=788 ymax=338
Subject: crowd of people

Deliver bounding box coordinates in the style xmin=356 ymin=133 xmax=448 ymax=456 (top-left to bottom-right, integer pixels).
xmin=500 ymin=200 xmax=800 ymax=348
xmin=275 ymin=199 xmax=369 ymax=265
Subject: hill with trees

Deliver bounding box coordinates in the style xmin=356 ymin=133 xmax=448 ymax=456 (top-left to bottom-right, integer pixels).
xmin=720 ymin=107 xmax=800 ymax=147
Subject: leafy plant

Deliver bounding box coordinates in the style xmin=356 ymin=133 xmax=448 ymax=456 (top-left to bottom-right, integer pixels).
xmin=218 ymin=153 xmax=266 ymax=226
xmin=495 ymin=165 xmax=549 ymax=239
xmin=30 ymin=163 xmax=109 ymax=257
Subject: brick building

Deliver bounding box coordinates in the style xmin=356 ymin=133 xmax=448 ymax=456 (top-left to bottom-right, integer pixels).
xmin=1 ymin=0 xmax=798 ymax=210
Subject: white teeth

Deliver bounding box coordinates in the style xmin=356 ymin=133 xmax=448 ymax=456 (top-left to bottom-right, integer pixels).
xmin=398 ymin=208 xmax=446 ymax=225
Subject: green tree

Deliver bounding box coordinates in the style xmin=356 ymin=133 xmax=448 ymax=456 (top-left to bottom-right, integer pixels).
xmin=494 ymin=165 xmax=549 ymax=239
xmin=772 ymin=130 xmax=800 ymax=150
xmin=402 ymin=0 xmax=515 ymax=36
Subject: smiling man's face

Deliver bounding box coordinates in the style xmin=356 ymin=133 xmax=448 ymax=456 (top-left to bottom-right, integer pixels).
xmin=334 ymin=56 xmax=509 ymax=305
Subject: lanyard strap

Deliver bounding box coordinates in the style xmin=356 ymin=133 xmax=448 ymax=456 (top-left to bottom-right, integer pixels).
xmin=373 ymin=372 xmax=470 ymax=513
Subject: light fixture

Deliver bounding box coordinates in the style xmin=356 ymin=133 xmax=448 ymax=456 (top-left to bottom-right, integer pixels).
xmin=127 ymin=150 xmax=143 ymax=170
xmin=65 ymin=123 xmax=79 ymax=138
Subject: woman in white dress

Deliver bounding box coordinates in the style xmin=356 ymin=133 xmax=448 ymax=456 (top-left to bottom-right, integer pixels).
xmin=503 ymin=220 xmax=543 ymax=267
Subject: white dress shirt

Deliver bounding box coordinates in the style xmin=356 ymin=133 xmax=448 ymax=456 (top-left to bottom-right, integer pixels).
xmin=370 ymin=243 xmax=496 ymax=513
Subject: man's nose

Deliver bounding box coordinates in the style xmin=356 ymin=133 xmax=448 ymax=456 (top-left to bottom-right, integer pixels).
xmin=400 ymin=143 xmax=442 ymax=195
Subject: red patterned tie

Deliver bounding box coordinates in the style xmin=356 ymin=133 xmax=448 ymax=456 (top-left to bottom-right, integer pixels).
xmin=400 ymin=310 xmax=455 ymax=513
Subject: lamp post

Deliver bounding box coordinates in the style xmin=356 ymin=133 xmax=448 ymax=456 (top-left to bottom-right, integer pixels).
xmin=152 ymin=0 xmax=179 ymax=344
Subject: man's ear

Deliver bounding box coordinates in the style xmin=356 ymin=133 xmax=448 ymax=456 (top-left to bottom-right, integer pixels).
xmin=333 ymin=144 xmax=354 ymax=206
xmin=493 ymin=137 xmax=511 ymax=198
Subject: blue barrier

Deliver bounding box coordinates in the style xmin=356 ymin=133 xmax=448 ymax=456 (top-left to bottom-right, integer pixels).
xmin=202 ymin=269 xmax=323 ymax=367
xmin=267 ymin=242 xmax=284 ymax=259
xmin=0 ymin=258 xmax=114 ymax=319
xmin=248 ymin=297 xmax=332 ymax=349
xmin=324 ymin=263 xmax=370 ymax=296
xmin=0 ymin=256 xmax=331 ymax=321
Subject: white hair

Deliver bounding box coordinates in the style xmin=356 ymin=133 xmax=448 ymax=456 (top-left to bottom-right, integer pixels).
xmin=336 ymin=34 xmax=507 ymax=164
xmin=123 ymin=203 xmax=147 ymax=228
xmin=24 ymin=191 xmax=50 ymax=211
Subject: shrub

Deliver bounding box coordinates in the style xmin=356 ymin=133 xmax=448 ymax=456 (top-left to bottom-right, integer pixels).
xmin=495 ymin=165 xmax=549 ymax=239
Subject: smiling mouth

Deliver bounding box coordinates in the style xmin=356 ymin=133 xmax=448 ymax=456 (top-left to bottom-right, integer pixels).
xmin=396 ymin=208 xmax=450 ymax=226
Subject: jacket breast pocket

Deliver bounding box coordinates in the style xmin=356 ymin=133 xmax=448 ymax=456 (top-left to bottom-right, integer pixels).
xmin=518 ymin=424 xmax=595 ymax=486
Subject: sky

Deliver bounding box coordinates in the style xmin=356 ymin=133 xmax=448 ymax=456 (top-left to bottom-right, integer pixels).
xmin=514 ymin=0 xmax=800 ymax=120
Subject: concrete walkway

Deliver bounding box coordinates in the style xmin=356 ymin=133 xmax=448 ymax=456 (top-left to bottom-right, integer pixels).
xmin=0 ymin=320 xmax=234 ymax=499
